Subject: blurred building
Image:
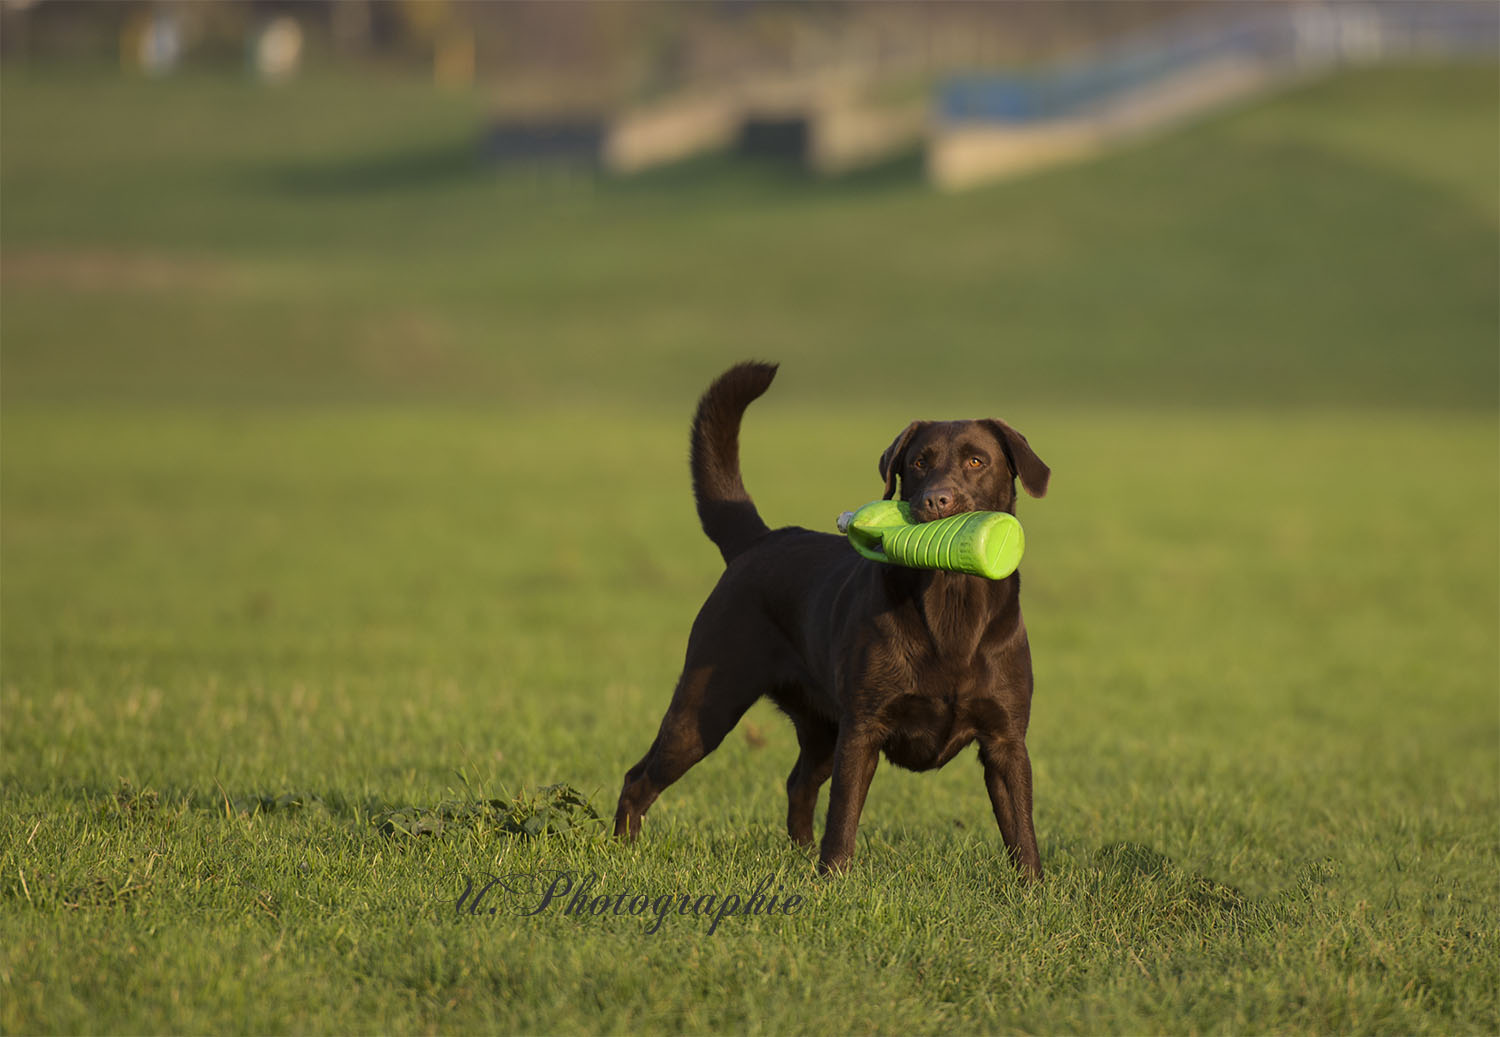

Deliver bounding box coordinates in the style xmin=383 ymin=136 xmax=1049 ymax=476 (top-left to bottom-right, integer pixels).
xmin=3 ymin=0 xmax=1494 ymax=186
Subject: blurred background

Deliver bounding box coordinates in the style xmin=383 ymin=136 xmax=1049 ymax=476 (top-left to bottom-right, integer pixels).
xmin=2 ymin=0 xmax=1495 ymax=413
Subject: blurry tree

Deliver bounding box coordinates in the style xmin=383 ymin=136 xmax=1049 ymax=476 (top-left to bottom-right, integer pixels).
xmin=0 ymin=0 xmax=1207 ymax=93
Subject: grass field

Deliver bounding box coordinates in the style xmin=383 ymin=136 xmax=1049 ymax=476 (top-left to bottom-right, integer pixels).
xmin=2 ymin=63 xmax=1497 ymax=1034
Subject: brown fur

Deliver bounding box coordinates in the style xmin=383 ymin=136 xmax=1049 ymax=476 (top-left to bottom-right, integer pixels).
xmin=613 ymin=362 xmax=1050 ymax=879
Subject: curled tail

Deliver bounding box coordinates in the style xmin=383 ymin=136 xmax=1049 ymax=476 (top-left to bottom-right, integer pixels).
xmin=691 ymin=362 xmax=777 ymax=564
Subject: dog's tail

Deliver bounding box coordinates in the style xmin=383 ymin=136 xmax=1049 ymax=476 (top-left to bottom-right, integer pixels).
xmin=691 ymin=362 xmax=777 ymax=564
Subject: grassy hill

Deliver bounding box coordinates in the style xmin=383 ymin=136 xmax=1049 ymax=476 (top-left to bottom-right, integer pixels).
xmin=1 ymin=63 xmax=1496 ymax=1034
xmin=2 ymin=62 xmax=1495 ymax=412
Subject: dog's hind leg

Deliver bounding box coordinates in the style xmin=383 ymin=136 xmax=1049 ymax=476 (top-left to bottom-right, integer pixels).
xmin=783 ymin=711 xmax=837 ymax=849
xmin=818 ymin=723 xmax=883 ymax=874
xmin=613 ymin=648 xmax=770 ymax=841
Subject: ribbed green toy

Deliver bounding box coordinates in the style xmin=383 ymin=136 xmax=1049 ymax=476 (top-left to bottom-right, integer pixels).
xmin=836 ymin=500 xmax=1025 ymax=580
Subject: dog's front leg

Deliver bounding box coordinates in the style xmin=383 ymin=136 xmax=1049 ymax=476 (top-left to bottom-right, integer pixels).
xmin=817 ymin=725 xmax=882 ymax=875
xmin=978 ymin=735 xmax=1043 ymax=882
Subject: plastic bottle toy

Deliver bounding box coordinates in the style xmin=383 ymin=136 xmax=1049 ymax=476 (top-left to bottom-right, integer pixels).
xmin=835 ymin=500 xmax=1025 ymax=580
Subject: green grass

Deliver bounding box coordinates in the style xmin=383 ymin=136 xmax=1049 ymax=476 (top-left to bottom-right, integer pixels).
xmin=2 ymin=63 xmax=1495 ymax=412
xmin=2 ymin=62 xmax=1497 ymax=1034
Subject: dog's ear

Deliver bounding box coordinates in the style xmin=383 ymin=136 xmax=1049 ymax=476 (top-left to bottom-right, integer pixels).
xmin=984 ymin=420 xmax=1050 ymax=498
xmin=878 ymin=422 xmax=925 ymax=500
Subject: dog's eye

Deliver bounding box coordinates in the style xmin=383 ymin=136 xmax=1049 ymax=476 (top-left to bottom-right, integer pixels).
xmin=911 ymin=458 xmax=926 ymax=471
xmin=967 ymin=456 xmax=985 ymax=469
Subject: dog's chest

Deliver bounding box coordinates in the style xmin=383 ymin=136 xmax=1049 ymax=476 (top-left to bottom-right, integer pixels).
xmin=879 ymin=693 xmax=978 ymax=771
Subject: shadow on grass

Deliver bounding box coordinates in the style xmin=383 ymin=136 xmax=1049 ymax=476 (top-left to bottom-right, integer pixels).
xmin=604 ymin=148 xmax=926 ymax=201
xmin=252 ymin=136 xmax=495 ymax=196
xmin=1090 ymin=841 xmax=1248 ymax=914
xmin=250 ymin=134 xmax=925 ymax=203
xmin=86 ymin=777 xmax=606 ymax=842
xmin=1080 ymin=840 xmax=1341 ymax=933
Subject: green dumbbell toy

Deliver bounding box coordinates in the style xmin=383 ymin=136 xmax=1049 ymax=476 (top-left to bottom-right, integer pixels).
xmin=836 ymin=500 xmax=1025 ymax=580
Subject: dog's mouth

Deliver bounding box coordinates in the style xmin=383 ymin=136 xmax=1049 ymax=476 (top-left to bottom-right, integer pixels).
xmin=910 ymin=501 xmax=971 ymax=524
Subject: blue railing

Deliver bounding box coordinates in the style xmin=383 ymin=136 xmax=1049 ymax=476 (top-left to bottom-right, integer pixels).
xmin=939 ymin=2 xmax=1497 ymax=125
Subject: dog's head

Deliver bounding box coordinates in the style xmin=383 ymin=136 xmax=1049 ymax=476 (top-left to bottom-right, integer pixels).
xmin=878 ymin=419 xmax=1049 ymax=521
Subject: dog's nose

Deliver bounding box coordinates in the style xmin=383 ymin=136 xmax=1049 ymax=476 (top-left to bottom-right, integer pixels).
xmin=919 ymin=488 xmax=955 ymax=516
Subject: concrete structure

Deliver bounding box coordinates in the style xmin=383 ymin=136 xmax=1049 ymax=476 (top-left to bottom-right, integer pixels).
xmin=603 ymin=93 xmax=743 ymax=175
xmin=930 ymin=56 xmax=1275 ymax=189
xmin=928 ymin=2 xmax=1499 ymax=191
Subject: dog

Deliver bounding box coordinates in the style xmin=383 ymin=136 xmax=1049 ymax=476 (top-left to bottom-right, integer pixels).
xmin=613 ymin=362 xmax=1050 ymax=880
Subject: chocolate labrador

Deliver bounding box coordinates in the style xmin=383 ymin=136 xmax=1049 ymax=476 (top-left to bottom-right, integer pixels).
xmin=613 ymin=362 xmax=1050 ymax=879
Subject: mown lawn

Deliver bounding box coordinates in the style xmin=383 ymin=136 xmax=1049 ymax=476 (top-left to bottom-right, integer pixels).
xmin=1 ymin=63 xmax=1496 ymax=1034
